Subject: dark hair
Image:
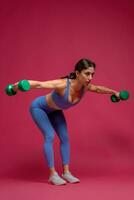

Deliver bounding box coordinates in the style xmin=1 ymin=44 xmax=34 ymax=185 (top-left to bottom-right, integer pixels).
xmin=61 ymin=58 xmax=96 ymax=79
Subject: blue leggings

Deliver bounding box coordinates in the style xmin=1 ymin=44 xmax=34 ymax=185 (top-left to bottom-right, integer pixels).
xmin=29 ymin=96 xmax=70 ymax=168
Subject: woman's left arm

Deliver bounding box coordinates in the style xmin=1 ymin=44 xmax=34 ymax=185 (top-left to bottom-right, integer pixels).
xmin=88 ymin=84 xmax=120 ymax=97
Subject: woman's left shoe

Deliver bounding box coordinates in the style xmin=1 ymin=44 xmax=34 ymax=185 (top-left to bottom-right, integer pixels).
xmin=62 ymin=171 xmax=80 ymax=183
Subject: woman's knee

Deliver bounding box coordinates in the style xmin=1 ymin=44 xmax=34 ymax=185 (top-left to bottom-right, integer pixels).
xmin=60 ymin=133 xmax=69 ymax=144
xmin=45 ymin=134 xmax=55 ymax=143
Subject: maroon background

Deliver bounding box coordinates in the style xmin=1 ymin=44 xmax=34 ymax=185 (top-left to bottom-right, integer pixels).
xmin=1 ymin=0 xmax=134 ymax=185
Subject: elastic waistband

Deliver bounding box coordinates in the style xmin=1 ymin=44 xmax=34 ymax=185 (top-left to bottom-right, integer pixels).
xmin=30 ymin=96 xmax=56 ymax=113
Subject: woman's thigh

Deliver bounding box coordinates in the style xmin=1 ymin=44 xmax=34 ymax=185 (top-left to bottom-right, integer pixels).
xmin=29 ymin=107 xmax=55 ymax=141
xmin=48 ymin=110 xmax=69 ymax=142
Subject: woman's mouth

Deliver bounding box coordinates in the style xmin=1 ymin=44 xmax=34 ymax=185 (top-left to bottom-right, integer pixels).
xmin=85 ymin=80 xmax=90 ymax=85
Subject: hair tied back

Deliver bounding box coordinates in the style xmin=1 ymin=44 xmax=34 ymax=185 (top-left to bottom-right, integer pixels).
xmin=69 ymin=72 xmax=76 ymax=79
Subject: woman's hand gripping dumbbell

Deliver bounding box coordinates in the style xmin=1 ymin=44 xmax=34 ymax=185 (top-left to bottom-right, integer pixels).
xmin=5 ymin=80 xmax=31 ymax=96
xmin=111 ymin=90 xmax=129 ymax=103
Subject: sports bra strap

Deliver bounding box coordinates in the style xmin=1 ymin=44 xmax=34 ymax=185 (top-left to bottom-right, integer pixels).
xmin=64 ymin=78 xmax=70 ymax=100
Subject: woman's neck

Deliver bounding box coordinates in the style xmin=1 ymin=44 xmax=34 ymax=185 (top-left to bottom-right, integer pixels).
xmin=70 ymin=78 xmax=83 ymax=92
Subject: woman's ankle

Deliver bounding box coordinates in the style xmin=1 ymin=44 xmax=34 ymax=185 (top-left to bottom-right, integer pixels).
xmin=49 ymin=167 xmax=57 ymax=176
xmin=63 ymin=164 xmax=70 ymax=174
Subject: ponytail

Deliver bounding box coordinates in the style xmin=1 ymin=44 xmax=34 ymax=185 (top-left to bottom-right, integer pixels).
xmin=61 ymin=72 xmax=76 ymax=79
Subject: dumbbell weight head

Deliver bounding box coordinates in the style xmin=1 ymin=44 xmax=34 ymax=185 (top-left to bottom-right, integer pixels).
xmin=111 ymin=95 xmax=120 ymax=103
xmin=119 ymin=90 xmax=129 ymax=100
xmin=5 ymin=84 xmax=17 ymax=96
xmin=18 ymin=80 xmax=30 ymax=91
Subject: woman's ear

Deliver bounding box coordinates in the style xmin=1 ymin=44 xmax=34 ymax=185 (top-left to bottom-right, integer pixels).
xmin=75 ymin=70 xmax=80 ymax=77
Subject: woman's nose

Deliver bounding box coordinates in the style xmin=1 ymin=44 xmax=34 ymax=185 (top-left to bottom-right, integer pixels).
xmin=89 ymin=75 xmax=93 ymax=80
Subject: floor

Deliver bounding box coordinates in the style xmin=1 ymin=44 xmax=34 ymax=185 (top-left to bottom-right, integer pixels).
xmin=1 ymin=174 xmax=134 ymax=200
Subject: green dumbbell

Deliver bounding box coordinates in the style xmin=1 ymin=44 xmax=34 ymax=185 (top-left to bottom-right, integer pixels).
xmin=5 ymin=84 xmax=17 ymax=96
xmin=5 ymin=80 xmax=30 ymax=96
xmin=18 ymin=80 xmax=30 ymax=92
xmin=111 ymin=90 xmax=129 ymax=103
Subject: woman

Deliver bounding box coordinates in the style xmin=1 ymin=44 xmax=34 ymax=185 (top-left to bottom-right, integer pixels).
xmin=13 ymin=58 xmax=120 ymax=185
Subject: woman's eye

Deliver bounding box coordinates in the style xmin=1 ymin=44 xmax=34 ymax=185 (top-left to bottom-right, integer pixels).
xmin=86 ymin=73 xmax=91 ymax=76
xmin=84 ymin=72 xmax=95 ymax=76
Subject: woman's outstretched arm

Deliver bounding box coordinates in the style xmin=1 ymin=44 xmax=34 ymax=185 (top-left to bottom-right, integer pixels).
xmin=88 ymin=84 xmax=120 ymax=97
xmin=13 ymin=79 xmax=66 ymax=91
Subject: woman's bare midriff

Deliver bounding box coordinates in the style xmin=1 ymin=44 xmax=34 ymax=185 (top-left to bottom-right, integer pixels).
xmin=45 ymin=93 xmax=61 ymax=110
xmin=44 ymin=81 xmax=87 ymax=110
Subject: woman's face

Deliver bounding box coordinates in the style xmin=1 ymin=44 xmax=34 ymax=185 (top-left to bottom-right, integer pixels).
xmin=76 ymin=67 xmax=95 ymax=86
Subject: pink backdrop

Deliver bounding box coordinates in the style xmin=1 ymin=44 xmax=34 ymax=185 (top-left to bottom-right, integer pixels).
xmin=1 ymin=0 xmax=134 ymax=180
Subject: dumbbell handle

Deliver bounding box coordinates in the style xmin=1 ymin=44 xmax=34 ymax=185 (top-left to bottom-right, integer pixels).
xmin=12 ymin=82 xmax=19 ymax=92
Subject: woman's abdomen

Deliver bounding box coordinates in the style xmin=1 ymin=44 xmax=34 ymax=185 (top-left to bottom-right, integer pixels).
xmin=45 ymin=93 xmax=61 ymax=110
xmin=29 ymin=95 xmax=59 ymax=113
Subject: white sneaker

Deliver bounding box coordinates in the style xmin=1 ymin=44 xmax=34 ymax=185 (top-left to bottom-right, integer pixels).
xmin=48 ymin=172 xmax=67 ymax=185
xmin=62 ymin=171 xmax=80 ymax=183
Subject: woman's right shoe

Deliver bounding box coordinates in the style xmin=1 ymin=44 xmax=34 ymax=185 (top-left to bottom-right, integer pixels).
xmin=48 ymin=172 xmax=67 ymax=185
xmin=62 ymin=171 xmax=80 ymax=183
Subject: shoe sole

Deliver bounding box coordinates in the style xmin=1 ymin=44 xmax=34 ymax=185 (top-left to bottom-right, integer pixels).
xmin=62 ymin=175 xmax=80 ymax=183
xmin=48 ymin=179 xmax=67 ymax=186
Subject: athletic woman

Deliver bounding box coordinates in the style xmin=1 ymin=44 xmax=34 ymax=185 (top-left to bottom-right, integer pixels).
xmin=13 ymin=58 xmax=120 ymax=185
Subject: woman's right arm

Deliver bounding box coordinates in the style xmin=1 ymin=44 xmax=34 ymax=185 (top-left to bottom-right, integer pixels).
xmin=13 ymin=79 xmax=66 ymax=91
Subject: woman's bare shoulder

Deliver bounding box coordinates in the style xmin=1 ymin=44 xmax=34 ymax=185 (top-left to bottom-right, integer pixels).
xmin=55 ymin=78 xmax=67 ymax=90
xmin=43 ymin=78 xmax=67 ymax=90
